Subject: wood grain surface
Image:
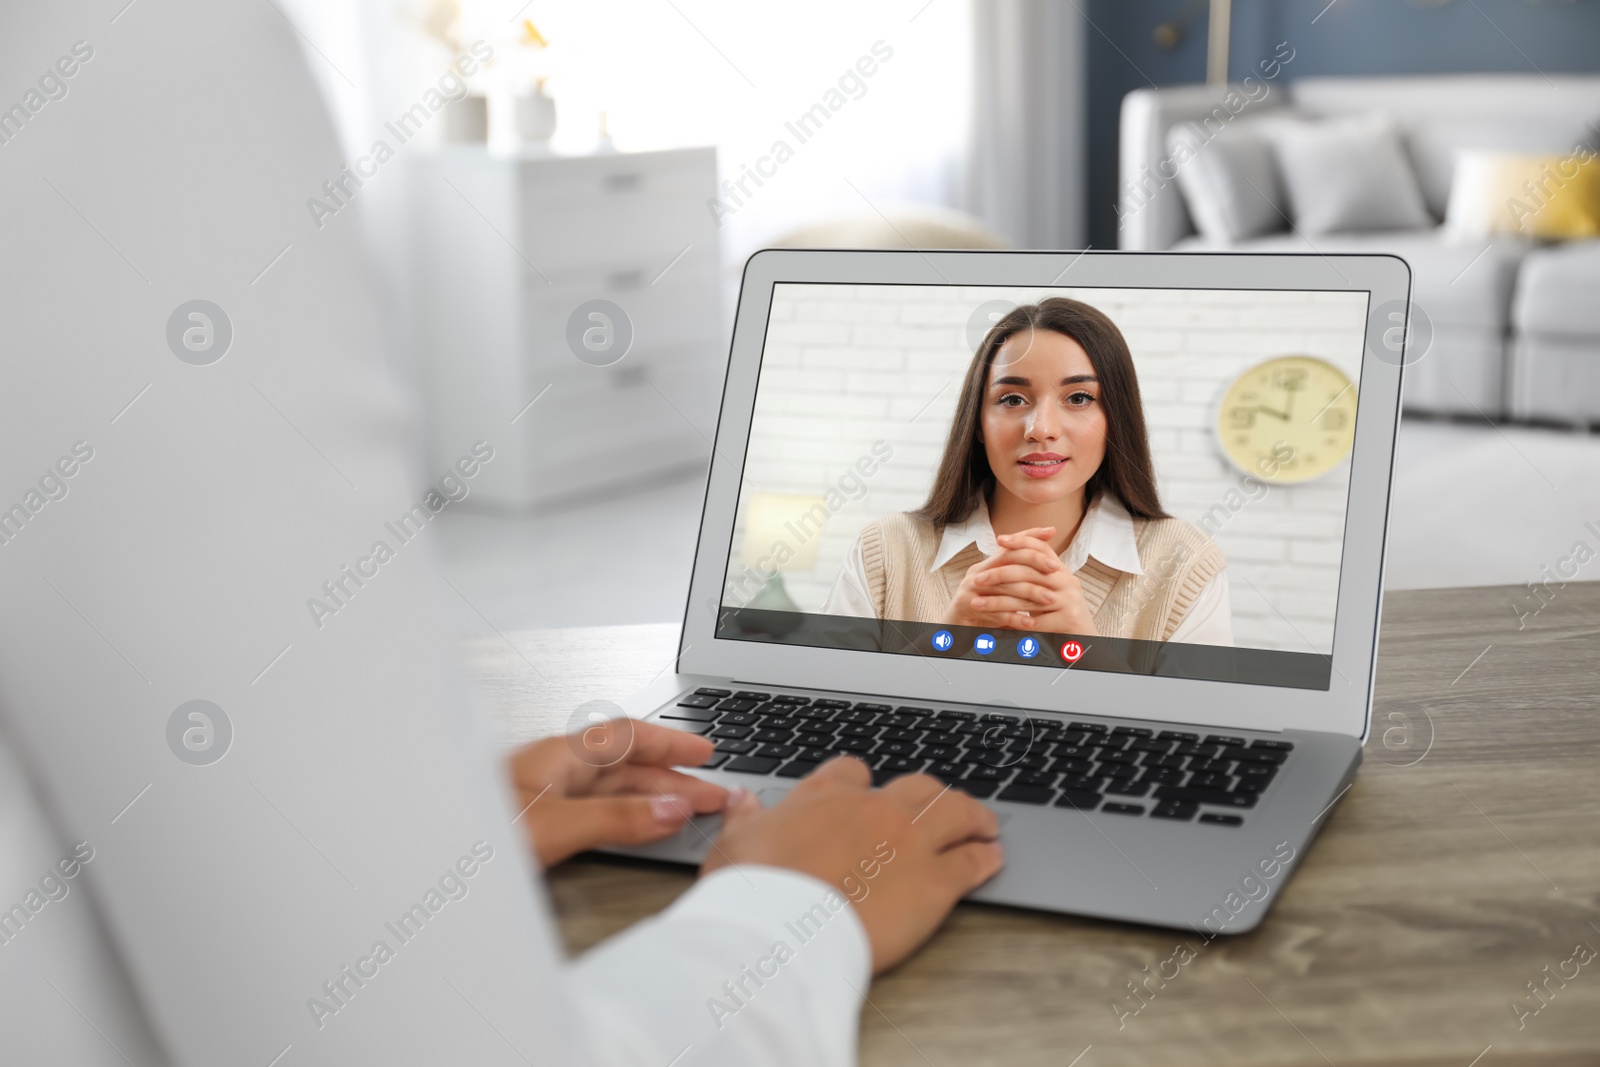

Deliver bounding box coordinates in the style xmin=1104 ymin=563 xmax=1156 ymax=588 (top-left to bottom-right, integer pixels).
xmin=461 ymin=583 xmax=1600 ymax=1067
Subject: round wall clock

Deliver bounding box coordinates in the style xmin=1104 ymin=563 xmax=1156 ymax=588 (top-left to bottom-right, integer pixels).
xmin=1214 ymin=355 xmax=1357 ymax=484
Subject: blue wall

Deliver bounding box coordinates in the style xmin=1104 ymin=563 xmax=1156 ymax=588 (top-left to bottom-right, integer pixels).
xmin=1085 ymin=0 xmax=1600 ymax=248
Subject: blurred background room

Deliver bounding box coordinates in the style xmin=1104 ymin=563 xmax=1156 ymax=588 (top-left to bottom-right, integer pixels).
xmin=274 ymin=0 xmax=1600 ymax=635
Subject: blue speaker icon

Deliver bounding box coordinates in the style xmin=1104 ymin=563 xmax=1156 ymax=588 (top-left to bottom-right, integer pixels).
xmin=931 ymin=630 xmax=955 ymax=652
xmin=1017 ymin=636 xmax=1040 ymax=659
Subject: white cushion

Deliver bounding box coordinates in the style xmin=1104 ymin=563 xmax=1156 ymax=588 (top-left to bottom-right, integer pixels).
xmin=771 ymin=206 xmax=1009 ymax=250
xmin=1259 ymin=113 xmax=1433 ymax=236
xmin=1411 ymin=119 xmax=1600 ymax=221
xmin=1288 ymin=75 xmax=1600 ymax=219
xmin=1165 ymin=120 xmax=1286 ymax=242
xmin=1175 ymin=228 xmax=1532 ymax=331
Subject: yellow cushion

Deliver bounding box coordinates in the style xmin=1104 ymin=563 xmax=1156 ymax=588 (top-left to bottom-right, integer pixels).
xmin=1445 ymin=149 xmax=1600 ymax=240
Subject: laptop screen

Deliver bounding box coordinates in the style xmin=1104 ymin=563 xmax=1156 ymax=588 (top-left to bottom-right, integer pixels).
xmin=716 ymin=283 xmax=1368 ymax=692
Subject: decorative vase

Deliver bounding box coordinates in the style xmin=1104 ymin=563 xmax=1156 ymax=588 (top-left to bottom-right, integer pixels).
xmin=442 ymin=95 xmax=488 ymax=144
xmin=513 ymin=87 xmax=557 ymax=146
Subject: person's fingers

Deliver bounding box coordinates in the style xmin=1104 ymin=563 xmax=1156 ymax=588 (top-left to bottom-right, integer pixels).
xmin=562 ymin=717 xmax=641 ymax=777
xmin=935 ymin=839 xmax=1006 ymax=896
xmin=509 ymin=720 xmax=715 ymax=802
xmin=974 ymin=580 xmax=1057 ymax=606
xmin=507 ymin=735 xmax=571 ymax=784
xmin=1000 ymin=526 xmax=1055 ymax=541
xmin=974 ymin=563 xmax=1063 ymax=589
xmin=961 ymin=552 xmax=1011 ymax=579
xmin=958 ymin=607 xmax=1037 ymax=630
xmin=901 ymin=785 xmax=1001 ymax=850
xmin=971 ymin=593 xmax=1057 ymax=614
xmin=966 ymin=537 xmax=1054 ymax=577
xmin=791 ymin=754 xmax=871 ymax=794
xmin=983 ymin=546 xmax=1062 ymax=574
xmin=994 ymin=541 xmax=1060 ymax=570
xmin=507 ymin=735 xmax=606 ymax=799
xmin=996 ymin=527 xmax=1057 ymax=546
xmin=880 ymin=771 xmax=948 ymax=807
xmin=996 ymin=529 xmax=1058 ymax=552
xmin=617 ymin=719 xmax=717 ymax=769
xmin=530 ymin=793 xmax=696 ymax=868
xmin=590 ymin=765 xmax=728 ymax=812
xmin=699 ymin=785 xmax=765 ymax=874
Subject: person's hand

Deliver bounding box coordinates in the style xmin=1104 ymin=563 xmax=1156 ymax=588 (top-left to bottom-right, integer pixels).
xmin=701 ymin=757 xmax=1004 ymax=975
xmin=508 ymin=718 xmax=728 ymax=869
xmin=943 ymin=526 xmax=1060 ymax=630
xmin=943 ymin=526 xmax=1099 ymax=636
xmin=988 ymin=528 xmax=1099 ymax=636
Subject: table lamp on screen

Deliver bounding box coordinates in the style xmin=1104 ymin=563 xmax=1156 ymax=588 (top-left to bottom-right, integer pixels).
xmin=739 ymin=492 xmax=826 ymax=613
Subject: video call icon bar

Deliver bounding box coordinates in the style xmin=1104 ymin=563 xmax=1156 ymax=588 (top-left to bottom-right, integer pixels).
xmin=713 ymin=607 xmax=1335 ymax=691
xmin=928 ymin=627 xmax=1085 ymax=666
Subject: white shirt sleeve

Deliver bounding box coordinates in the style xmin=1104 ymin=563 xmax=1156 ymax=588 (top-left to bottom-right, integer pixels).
xmin=1167 ymin=569 xmax=1235 ymax=646
xmin=0 ymin=7 xmax=870 ymax=1066
xmin=0 ymin=723 xmax=871 ymax=1067
xmin=565 ymin=865 xmax=870 ymax=1064
xmin=820 ymin=533 xmax=877 ymax=618
xmin=0 ymin=737 xmax=170 ymax=1067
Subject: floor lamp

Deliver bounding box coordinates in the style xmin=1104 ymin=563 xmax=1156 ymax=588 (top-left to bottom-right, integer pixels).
xmin=1208 ymin=0 xmax=1232 ymax=85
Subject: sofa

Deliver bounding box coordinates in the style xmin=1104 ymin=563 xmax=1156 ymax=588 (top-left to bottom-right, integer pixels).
xmin=1119 ymin=74 xmax=1600 ymax=424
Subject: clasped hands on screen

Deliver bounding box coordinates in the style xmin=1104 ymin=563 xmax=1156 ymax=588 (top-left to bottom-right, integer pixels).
xmin=509 ymin=719 xmax=1003 ymax=973
xmin=945 ymin=526 xmax=1098 ymax=635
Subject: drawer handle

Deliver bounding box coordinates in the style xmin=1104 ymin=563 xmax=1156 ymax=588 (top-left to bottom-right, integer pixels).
xmin=607 ymin=269 xmax=646 ymax=290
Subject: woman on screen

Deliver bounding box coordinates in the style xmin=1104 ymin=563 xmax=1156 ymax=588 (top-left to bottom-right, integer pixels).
xmin=823 ymin=297 xmax=1233 ymax=645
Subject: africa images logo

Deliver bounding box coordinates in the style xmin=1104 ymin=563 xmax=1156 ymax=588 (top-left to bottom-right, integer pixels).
xmin=166 ymin=300 xmax=233 ymax=365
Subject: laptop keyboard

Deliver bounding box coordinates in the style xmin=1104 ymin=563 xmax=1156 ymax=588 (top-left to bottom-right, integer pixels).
xmin=656 ymin=688 xmax=1292 ymax=825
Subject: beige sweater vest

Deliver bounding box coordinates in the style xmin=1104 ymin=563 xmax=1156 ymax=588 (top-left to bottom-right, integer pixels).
xmin=859 ymin=509 xmax=1225 ymax=642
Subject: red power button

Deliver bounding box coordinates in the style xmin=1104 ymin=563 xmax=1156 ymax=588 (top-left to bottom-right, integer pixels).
xmin=1060 ymin=640 xmax=1084 ymax=663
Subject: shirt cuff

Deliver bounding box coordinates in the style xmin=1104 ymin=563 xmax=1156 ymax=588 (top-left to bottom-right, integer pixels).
xmin=563 ymin=864 xmax=871 ymax=1066
xmin=669 ymin=863 xmax=873 ymax=990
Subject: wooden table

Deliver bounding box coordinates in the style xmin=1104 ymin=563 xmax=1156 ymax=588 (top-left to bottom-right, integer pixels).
xmin=463 ymin=584 xmax=1600 ymax=1067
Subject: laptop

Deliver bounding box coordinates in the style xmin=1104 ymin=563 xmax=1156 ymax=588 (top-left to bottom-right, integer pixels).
xmin=606 ymin=249 xmax=1409 ymax=934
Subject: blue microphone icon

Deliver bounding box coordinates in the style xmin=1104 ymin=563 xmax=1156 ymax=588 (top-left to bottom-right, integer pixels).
xmin=1017 ymin=637 xmax=1040 ymax=659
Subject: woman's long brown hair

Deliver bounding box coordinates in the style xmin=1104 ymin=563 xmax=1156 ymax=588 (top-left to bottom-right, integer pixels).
xmin=915 ymin=297 xmax=1167 ymax=526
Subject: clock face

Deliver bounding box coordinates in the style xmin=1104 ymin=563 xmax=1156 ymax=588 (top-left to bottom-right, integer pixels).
xmin=1215 ymin=356 xmax=1357 ymax=484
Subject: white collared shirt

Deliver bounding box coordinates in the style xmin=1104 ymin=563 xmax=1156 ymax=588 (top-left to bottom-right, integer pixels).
xmin=822 ymin=495 xmax=1234 ymax=646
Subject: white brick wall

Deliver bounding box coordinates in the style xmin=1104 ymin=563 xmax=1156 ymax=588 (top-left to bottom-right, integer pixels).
xmin=725 ymin=284 xmax=1368 ymax=653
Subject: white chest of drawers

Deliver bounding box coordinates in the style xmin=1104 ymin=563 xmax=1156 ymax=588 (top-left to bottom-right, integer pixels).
xmin=407 ymin=147 xmax=721 ymax=508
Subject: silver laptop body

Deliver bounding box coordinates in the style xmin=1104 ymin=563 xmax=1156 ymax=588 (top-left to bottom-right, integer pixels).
xmin=604 ymin=249 xmax=1408 ymax=934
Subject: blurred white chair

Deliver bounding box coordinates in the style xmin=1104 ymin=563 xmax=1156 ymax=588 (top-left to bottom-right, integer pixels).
xmin=771 ymin=205 xmax=1010 ymax=250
